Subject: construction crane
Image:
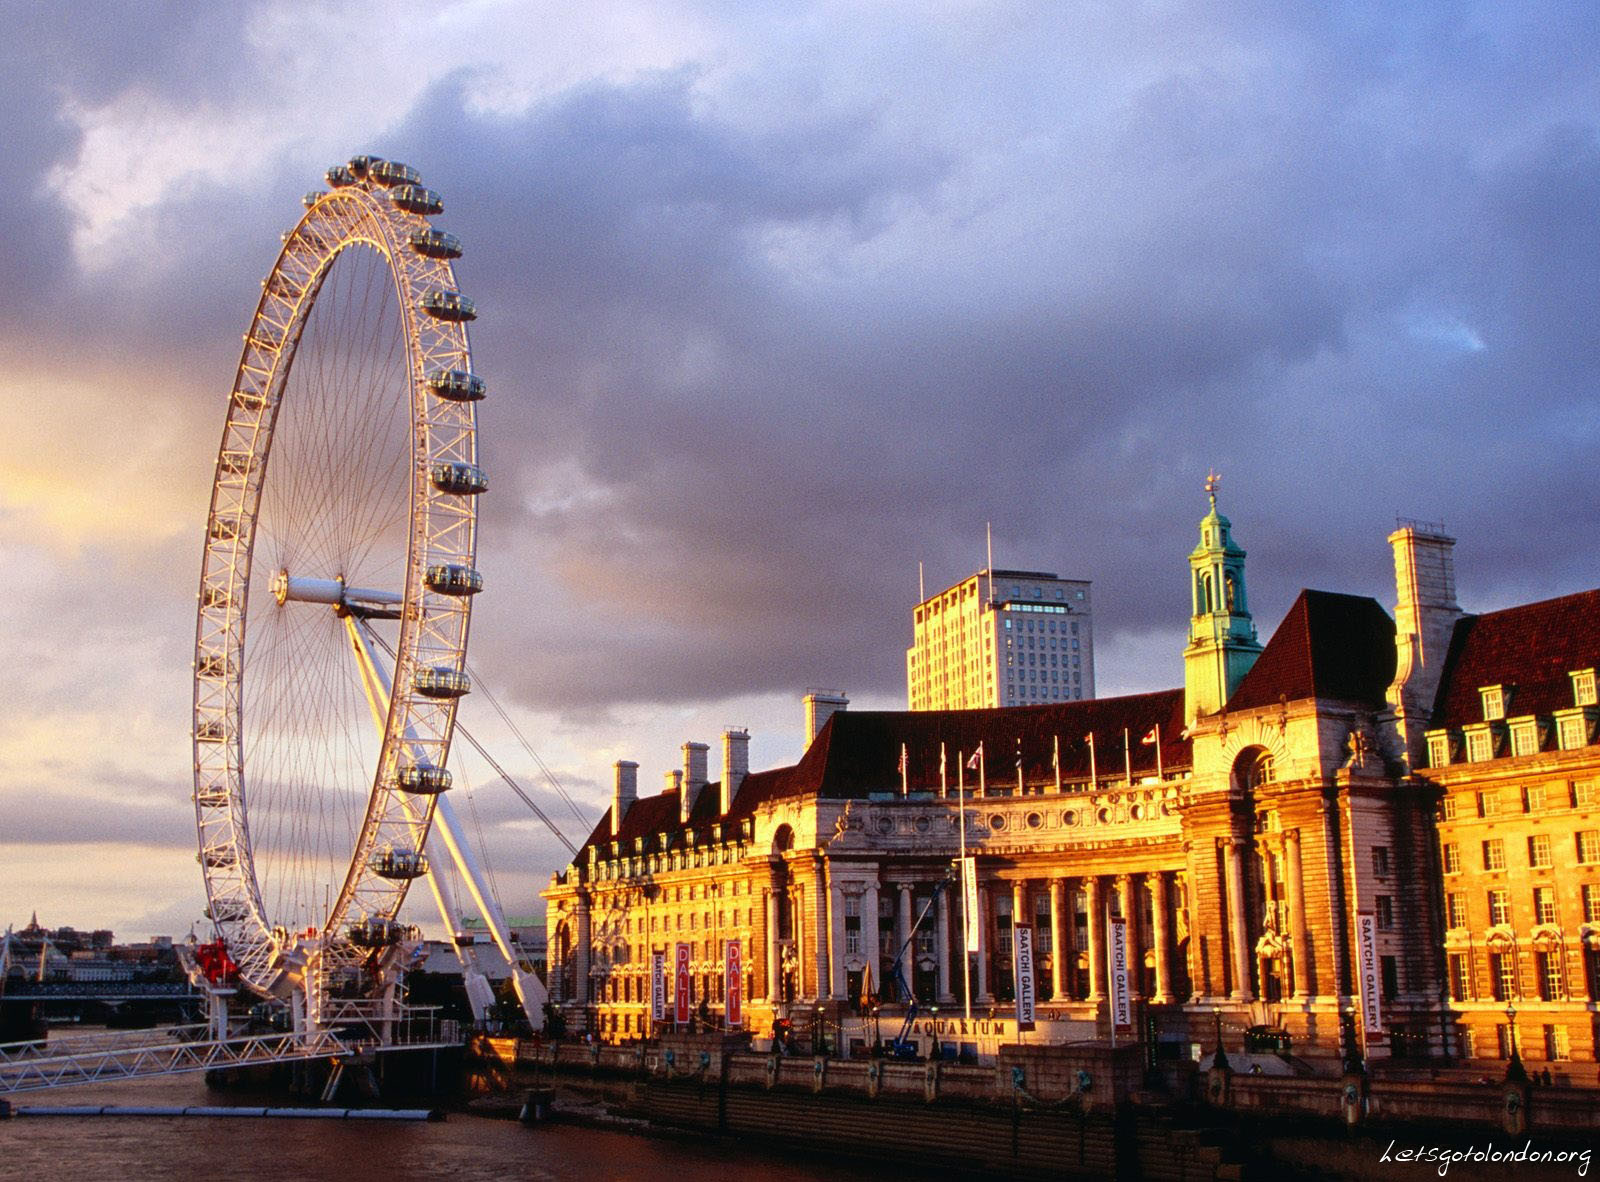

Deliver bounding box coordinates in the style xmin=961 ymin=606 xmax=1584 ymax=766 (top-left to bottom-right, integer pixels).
xmin=884 ymin=875 xmax=954 ymax=1059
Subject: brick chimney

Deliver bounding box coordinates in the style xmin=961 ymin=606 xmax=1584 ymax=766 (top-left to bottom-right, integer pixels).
xmin=1385 ymin=521 xmax=1463 ymax=769
xmin=803 ymin=689 xmax=848 ymax=750
xmin=680 ymin=742 xmax=708 ymax=823
xmin=611 ymin=760 xmax=638 ymax=837
xmin=720 ymin=728 xmax=749 ymax=814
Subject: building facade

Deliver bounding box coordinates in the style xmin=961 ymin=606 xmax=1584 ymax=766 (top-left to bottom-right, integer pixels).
xmin=906 ymin=568 xmax=1095 ymax=710
xmin=545 ymin=500 xmax=1600 ymax=1070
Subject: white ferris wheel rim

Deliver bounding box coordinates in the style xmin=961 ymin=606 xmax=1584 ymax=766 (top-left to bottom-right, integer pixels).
xmin=191 ymin=158 xmax=483 ymax=998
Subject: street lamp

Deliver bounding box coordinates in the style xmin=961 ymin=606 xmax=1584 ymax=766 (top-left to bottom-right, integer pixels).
xmin=1504 ymin=1000 xmax=1528 ymax=1084
xmin=1211 ymin=1005 xmax=1229 ymax=1071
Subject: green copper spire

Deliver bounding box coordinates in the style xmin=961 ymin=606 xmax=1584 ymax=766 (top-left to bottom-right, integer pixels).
xmin=1183 ymin=471 xmax=1261 ymax=726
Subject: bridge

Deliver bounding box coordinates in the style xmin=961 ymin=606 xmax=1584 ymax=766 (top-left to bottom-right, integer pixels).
xmin=1 ymin=981 xmax=199 ymax=1003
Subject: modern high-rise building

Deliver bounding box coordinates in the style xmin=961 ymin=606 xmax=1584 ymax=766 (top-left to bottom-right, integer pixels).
xmin=906 ymin=568 xmax=1094 ymax=710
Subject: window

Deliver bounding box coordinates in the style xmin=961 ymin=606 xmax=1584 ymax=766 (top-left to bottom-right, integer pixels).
xmin=1467 ymin=730 xmax=1495 ymax=763
xmin=1575 ymin=781 xmax=1596 ymax=808
xmin=1488 ymin=889 xmax=1511 ymax=926
xmin=1481 ymin=686 xmax=1505 ymax=720
xmin=1490 ymin=951 xmax=1516 ymax=1001
xmin=1584 ymin=884 xmax=1600 ymax=924
xmin=1380 ymin=955 xmax=1399 ymax=1001
xmin=1545 ymin=1025 xmax=1571 ymax=1061
xmin=1449 ymin=953 xmax=1470 ymax=1002
xmin=1376 ymin=895 xmax=1394 ymax=929
xmin=1578 ymin=831 xmax=1600 ymax=865
xmin=1477 ymin=791 xmax=1500 ymax=818
xmin=1442 ymin=795 xmax=1458 ymax=821
xmin=1573 ymin=669 xmax=1597 ymax=707
xmin=1537 ymin=951 xmax=1564 ymax=1001
xmin=1511 ymin=721 xmax=1541 ymax=757
xmin=1482 ymin=839 xmax=1506 ymax=871
xmin=1446 ymin=892 xmax=1467 ymax=929
xmin=1428 ymin=733 xmax=1452 ymax=768
xmin=1524 ymin=784 xmax=1546 ymax=812
xmin=1558 ymin=714 xmax=1590 ymax=751
xmin=1443 ymin=843 xmax=1461 ymax=874
xmin=843 ymin=895 xmax=861 ymax=956
xmin=1496 ymin=1024 xmax=1514 ymax=1060
xmin=1529 ymin=834 xmax=1552 ymax=868
xmin=1372 ymin=847 xmax=1391 ymax=877
xmin=1533 ymin=886 xmax=1556 ymax=925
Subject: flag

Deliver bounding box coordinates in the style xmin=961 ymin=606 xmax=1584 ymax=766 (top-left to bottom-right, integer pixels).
xmin=859 ymin=962 xmax=874 ymax=1009
xmin=965 ymin=747 xmax=982 ymax=771
xmin=1141 ymin=727 xmax=1158 ymax=745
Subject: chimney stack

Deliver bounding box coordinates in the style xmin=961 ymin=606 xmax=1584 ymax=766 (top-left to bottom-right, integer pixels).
xmin=663 ymin=768 xmax=682 ymax=800
xmin=611 ymin=760 xmax=638 ymax=837
xmin=803 ymin=689 xmax=849 ymax=750
xmin=680 ymin=742 xmax=709 ymax=823
xmin=721 ymin=728 xmax=750 ymax=814
xmin=1385 ymin=521 xmax=1463 ymax=768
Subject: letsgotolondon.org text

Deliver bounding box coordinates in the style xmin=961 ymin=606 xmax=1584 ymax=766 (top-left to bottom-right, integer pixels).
xmin=1381 ymin=1139 xmax=1591 ymax=1177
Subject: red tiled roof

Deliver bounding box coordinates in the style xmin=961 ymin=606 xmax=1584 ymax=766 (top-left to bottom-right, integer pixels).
xmin=1431 ymin=589 xmax=1600 ymax=728
xmin=579 ymin=691 xmax=1188 ymax=853
xmin=1225 ymin=590 xmax=1396 ymax=712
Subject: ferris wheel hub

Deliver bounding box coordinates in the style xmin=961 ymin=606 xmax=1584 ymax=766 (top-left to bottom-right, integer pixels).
xmin=271 ymin=571 xmax=404 ymax=613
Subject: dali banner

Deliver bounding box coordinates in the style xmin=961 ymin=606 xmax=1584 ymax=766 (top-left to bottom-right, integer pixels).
xmin=674 ymin=941 xmax=692 ymax=1025
xmin=725 ymin=939 xmax=743 ymax=1029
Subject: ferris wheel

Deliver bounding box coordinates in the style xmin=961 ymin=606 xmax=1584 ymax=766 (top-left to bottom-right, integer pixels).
xmin=190 ymin=155 xmax=517 ymax=1019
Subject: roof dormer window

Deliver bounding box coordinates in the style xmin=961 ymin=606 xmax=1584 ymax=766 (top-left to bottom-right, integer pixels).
xmin=1480 ymin=685 xmax=1506 ymax=721
xmin=1572 ymin=668 xmax=1597 ymax=708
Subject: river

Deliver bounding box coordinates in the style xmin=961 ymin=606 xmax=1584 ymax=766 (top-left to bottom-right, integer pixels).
xmin=0 ymin=1061 xmax=920 ymax=1182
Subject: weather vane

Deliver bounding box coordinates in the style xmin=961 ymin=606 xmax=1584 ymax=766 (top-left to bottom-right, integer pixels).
xmin=1205 ymin=468 xmax=1221 ymax=509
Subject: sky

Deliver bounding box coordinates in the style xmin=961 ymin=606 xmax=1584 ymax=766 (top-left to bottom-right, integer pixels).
xmin=1 ymin=1 xmax=1597 ymax=941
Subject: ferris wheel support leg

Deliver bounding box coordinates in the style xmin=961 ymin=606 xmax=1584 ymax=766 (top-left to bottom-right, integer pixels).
xmin=429 ymin=793 xmax=548 ymax=1031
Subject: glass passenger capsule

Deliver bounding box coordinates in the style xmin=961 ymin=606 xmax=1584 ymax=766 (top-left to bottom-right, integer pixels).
xmin=326 ymin=165 xmax=355 ymax=188
xmin=430 ymin=461 xmax=488 ymax=495
xmin=425 ymin=563 xmax=484 ymax=596
xmin=201 ymin=586 xmax=231 ymax=610
xmin=347 ymin=154 xmax=380 ymax=180
xmin=389 ymin=185 xmax=443 ymax=215
xmin=409 ymin=229 xmax=462 ymax=259
xmin=394 ymin=764 xmax=453 ymax=795
xmin=302 ymin=191 xmax=324 ymax=209
xmin=197 ymin=654 xmax=231 ymax=678
xmin=413 ymin=666 xmax=471 ymax=698
xmin=195 ymin=719 xmax=225 ymax=742
xmin=420 ymin=289 xmax=476 ymax=322
xmin=371 ymin=848 xmax=429 ymax=880
xmin=348 ymin=917 xmax=409 ymax=949
xmin=425 ymin=369 xmax=486 ymax=402
xmin=370 ymin=160 xmax=420 ymax=187
xmin=208 ymin=517 xmax=240 ymax=542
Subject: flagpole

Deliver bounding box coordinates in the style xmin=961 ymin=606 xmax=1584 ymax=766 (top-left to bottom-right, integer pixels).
xmin=1123 ymin=728 xmax=1132 ymax=786
xmin=1015 ymin=738 xmax=1023 ymax=797
xmin=940 ymin=741 xmax=947 ymax=800
xmin=1053 ymin=735 xmax=1061 ymax=794
xmin=900 ymin=742 xmax=909 ymax=797
xmin=958 ymin=752 xmax=972 ymax=1022
xmin=1088 ymin=732 xmax=1097 ymax=790
xmin=978 ymin=741 xmax=986 ymax=799
xmin=1155 ymin=724 xmax=1163 ymax=780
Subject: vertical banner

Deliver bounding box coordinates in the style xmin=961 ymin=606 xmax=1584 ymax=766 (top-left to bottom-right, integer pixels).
xmin=725 ymin=939 xmax=743 ymax=1029
xmin=1109 ymin=915 xmax=1132 ymax=1031
xmin=961 ymin=857 xmax=980 ymax=952
xmin=1356 ymin=913 xmax=1382 ymax=1036
xmin=1013 ymin=925 xmax=1036 ymax=1030
xmin=674 ymin=941 xmax=692 ymax=1025
xmin=650 ymin=950 xmax=666 ymax=1023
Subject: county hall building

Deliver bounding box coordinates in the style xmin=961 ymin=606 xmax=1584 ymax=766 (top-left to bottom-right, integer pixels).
xmin=543 ymin=493 xmax=1600 ymax=1069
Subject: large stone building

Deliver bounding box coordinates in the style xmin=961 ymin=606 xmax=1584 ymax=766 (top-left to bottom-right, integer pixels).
xmin=906 ymin=568 xmax=1095 ymax=709
xmin=544 ymin=496 xmax=1600 ymax=1069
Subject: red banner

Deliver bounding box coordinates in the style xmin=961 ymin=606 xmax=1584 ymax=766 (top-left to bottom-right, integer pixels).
xmin=725 ymin=939 xmax=743 ymax=1029
xmin=674 ymin=941 xmax=692 ymax=1025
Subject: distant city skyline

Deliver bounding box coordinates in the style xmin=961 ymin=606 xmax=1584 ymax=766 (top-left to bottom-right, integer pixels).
xmin=1 ymin=3 xmax=1596 ymax=939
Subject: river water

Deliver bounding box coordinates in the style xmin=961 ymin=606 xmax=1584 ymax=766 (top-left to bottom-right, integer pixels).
xmin=0 ymin=1065 xmax=916 ymax=1182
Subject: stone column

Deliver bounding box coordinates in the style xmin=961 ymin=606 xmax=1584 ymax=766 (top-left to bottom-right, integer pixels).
xmin=575 ymin=891 xmax=592 ymax=1005
xmin=896 ymin=883 xmax=914 ymax=1002
xmin=976 ymin=882 xmax=994 ymax=1002
xmin=1116 ymin=874 xmax=1142 ymax=1001
xmin=1223 ymin=838 xmax=1252 ymax=1000
xmin=1150 ymin=871 xmax=1173 ymax=1004
xmin=1049 ymin=879 xmax=1068 ymax=1001
xmin=828 ymin=876 xmax=846 ymax=999
xmin=935 ymin=885 xmax=954 ymax=1001
xmin=862 ymin=876 xmax=881 ymax=994
xmin=1086 ymin=876 xmax=1105 ymax=1004
xmin=813 ymin=858 xmax=831 ymax=1000
xmin=1284 ymin=829 xmax=1312 ymax=998
xmin=765 ymin=887 xmax=782 ymax=1002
